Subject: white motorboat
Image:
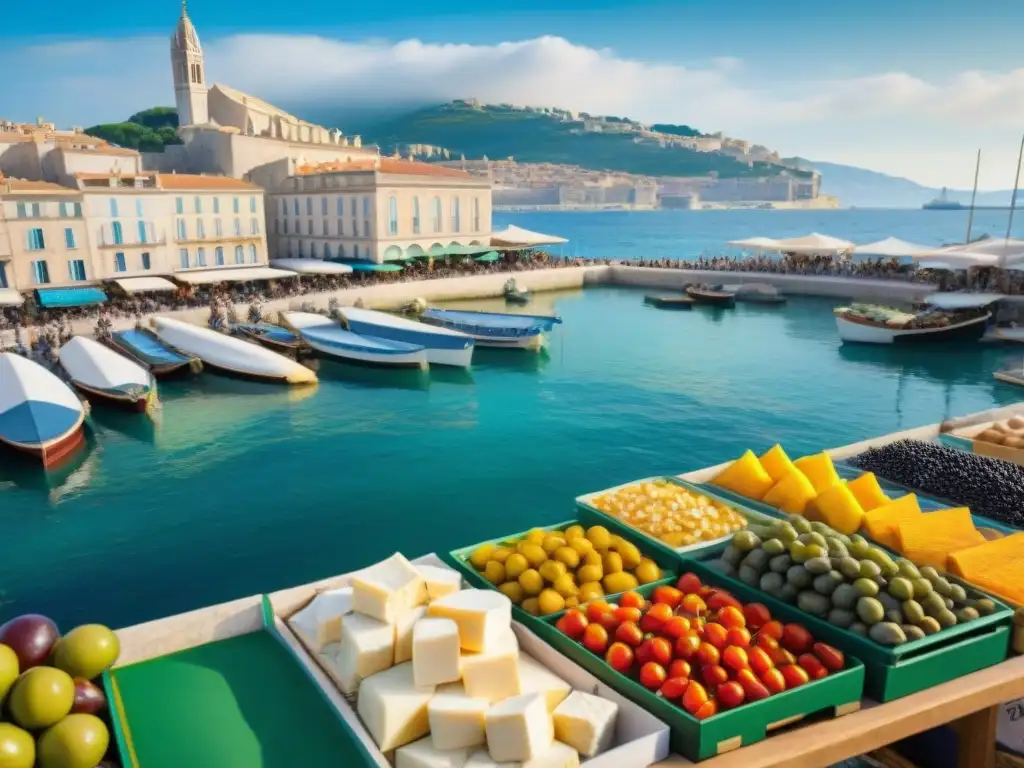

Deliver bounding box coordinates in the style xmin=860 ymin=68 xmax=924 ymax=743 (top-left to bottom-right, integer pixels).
xmin=418 ymin=308 xmax=561 ymax=350
xmin=279 ymin=311 xmax=428 ymax=368
xmin=58 ymin=336 xmax=154 ymax=412
xmin=338 ymin=307 xmax=474 ymax=368
xmin=151 ymin=317 xmax=317 ymax=385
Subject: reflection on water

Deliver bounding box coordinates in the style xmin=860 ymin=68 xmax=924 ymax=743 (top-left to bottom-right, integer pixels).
xmin=0 ymin=429 xmax=98 ymax=503
xmin=429 ymin=366 xmax=475 ymax=387
xmin=471 ymin=347 xmax=550 ymax=374
xmin=89 ymin=406 xmax=158 ymax=446
xmin=314 ymin=358 xmax=431 ymax=391
xmin=837 ymin=342 xmax=1003 ymax=386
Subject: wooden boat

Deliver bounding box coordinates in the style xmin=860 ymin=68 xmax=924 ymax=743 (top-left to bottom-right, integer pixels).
xmin=338 ymin=307 xmax=474 ymax=368
xmin=106 ymin=328 xmax=200 ymax=378
xmin=0 ymin=352 xmax=86 ymax=467
xmin=719 ymin=283 xmax=787 ymax=305
xmin=151 ymin=317 xmax=317 ymax=385
xmin=418 ymin=308 xmax=561 ymax=350
xmin=58 ymin=336 xmax=154 ymax=413
xmin=644 ymin=295 xmax=695 ymax=310
xmin=685 ymin=285 xmax=737 ymax=308
xmin=836 ymin=293 xmax=1000 ymax=345
xmin=231 ymin=322 xmax=303 ymax=355
xmin=279 ymin=312 xmax=428 ymax=368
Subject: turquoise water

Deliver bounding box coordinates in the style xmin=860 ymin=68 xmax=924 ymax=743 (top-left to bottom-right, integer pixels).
xmin=2 ymin=282 xmax=1020 ymax=631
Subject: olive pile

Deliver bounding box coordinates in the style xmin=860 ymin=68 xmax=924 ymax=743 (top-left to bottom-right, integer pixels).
xmin=713 ymin=515 xmax=996 ymax=646
xmin=849 ymin=439 xmax=1024 ymax=527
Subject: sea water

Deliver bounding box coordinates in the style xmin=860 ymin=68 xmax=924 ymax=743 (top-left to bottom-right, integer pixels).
xmin=2 ymin=208 xmax=1023 ymax=630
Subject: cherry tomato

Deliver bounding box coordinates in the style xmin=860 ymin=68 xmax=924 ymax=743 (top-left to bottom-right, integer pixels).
xmin=582 ymin=623 xmax=609 ymax=654
xmin=555 ymin=609 xmax=589 ymax=640
xmin=781 ymin=624 xmax=813 ymax=654
xmin=676 ymin=573 xmax=703 ymax=595
xmin=619 ymin=591 xmax=646 ymax=610
xmin=703 ymin=622 xmax=729 ymax=650
xmin=585 ymin=600 xmax=613 ymax=623
xmin=707 ymin=590 xmax=743 ymax=613
xmin=649 ymin=636 xmax=674 ymax=666
xmin=798 ymin=653 xmax=828 ymax=680
xmin=615 ymin=621 xmax=644 ymax=648
xmin=639 ymin=662 xmax=667 ymax=691
xmin=652 ymin=585 xmax=683 ymax=609
xmin=701 ymin=663 xmax=729 ymax=688
xmin=681 ymin=680 xmax=709 ymax=715
xmin=780 ymin=664 xmax=810 ymax=689
xmin=715 ymin=680 xmax=745 ymax=709
xmin=812 ymin=642 xmax=845 ymax=672
xmin=743 ymin=602 xmax=772 ymax=630
xmin=716 ymin=605 xmax=746 ymax=628
xmin=614 ymin=606 xmax=642 ymax=625
xmin=597 ymin=610 xmax=621 ymax=632
xmin=640 ymin=602 xmax=674 ymax=633
xmin=696 ymin=642 xmax=721 ymax=667
xmin=736 ymin=668 xmax=771 ymax=702
xmin=755 ymin=634 xmax=780 ymax=652
xmin=722 ymin=645 xmax=749 ymax=673
xmin=674 ymin=632 xmax=701 ymax=660
xmin=680 ymin=594 xmax=708 ymax=616
xmin=693 ymin=699 xmax=718 ymax=720
xmin=605 ymin=641 xmax=635 ymax=673
xmin=770 ymin=646 xmax=797 ymax=667
xmin=661 ymin=616 xmax=691 ymax=640
xmin=748 ymin=646 xmax=774 ymax=677
xmin=668 ymin=659 xmax=692 ymax=680
xmin=761 ymin=668 xmax=786 ymax=695
xmin=726 ymin=627 xmax=752 ymax=648
xmin=659 ymin=676 xmax=690 ymax=701
xmin=760 ymin=620 xmax=784 ymax=641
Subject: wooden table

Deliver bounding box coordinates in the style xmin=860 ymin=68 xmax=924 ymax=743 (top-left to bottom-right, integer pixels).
xmin=654 ymin=655 xmax=1024 ymax=768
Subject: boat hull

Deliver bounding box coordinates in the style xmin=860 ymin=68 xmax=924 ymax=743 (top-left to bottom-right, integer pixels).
xmin=232 ymin=325 xmax=303 ymax=357
xmin=303 ymin=336 xmax=427 ymax=368
xmin=105 ymin=331 xmax=198 ymax=378
xmin=505 ymin=291 xmax=530 ymax=305
xmin=71 ymin=382 xmax=151 ymax=413
xmin=341 ymin=308 xmax=474 ymax=368
xmin=644 ymin=296 xmax=694 ymax=310
xmin=0 ymin=415 xmax=86 ymax=469
xmin=685 ymin=287 xmax=736 ymax=308
xmin=835 ymin=312 xmax=991 ymax=345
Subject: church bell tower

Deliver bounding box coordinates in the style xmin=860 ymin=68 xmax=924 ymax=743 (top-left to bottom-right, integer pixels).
xmin=170 ymin=0 xmax=209 ymax=128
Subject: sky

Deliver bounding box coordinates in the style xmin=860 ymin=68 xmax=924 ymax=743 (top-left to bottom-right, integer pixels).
xmin=2 ymin=0 xmax=1023 ymax=189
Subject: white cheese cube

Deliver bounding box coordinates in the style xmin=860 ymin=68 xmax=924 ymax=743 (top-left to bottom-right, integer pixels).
xmin=428 ymin=690 xmax=489 ymax=750
xmin=357 ymin=662 xmax=435 ymax=752
xmin=518 ymin=655 xmax=571 ymax=713
xmin=485 ymin=693 xmax=553 ymax=763
xmin=437 ymin=681 xmax=466 ymax=695
xmin=413 ymin=618 xmax=462 ymax=687
xmin=334 ymin=612 xmax=394 ymax=695
xmin=417 ymin=564 xmax=463 ymax=600
xmin=552 ymin=691 xmax=618 ymax=758
xmin=395 ymin=606 xmax=428 ymax=664
xmin=395 ymin=736 xmax=470 ymax=768
xmin=461 ymin=633 xmax=520 ymax=703
xmin=522 ymin=741 xmax=580 ymax=768
xmin=464 ymin=751 xmax=512 ymax=767
xmin=289 ymin=587 xmax=353 ymax=650
xmin=428 ymin=590 xmax=512 ymax=653
xmin=351 ymin=553 xmax=428 ymax=624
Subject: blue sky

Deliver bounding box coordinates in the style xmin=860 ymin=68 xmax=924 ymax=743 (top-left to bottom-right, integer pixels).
xmin=3 ymin=0 xmax=1023 ymax=187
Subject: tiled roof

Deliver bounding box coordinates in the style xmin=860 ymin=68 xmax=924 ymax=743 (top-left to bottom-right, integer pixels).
xmin=156 ymin=173 xmax=262 ymax=191
xmin=296 ymin=158 xmax=473 ymax=179
xmin=0 ymin=178 xmax=78 ymax=194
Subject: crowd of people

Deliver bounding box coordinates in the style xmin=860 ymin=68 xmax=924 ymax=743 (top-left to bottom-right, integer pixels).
xmin=628 ymin=253 xmax=922 ymax=282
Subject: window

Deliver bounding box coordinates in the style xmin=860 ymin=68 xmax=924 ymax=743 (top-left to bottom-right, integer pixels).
xmin=311 ymin=241 xmax=318 ymax=259
xmin=338 ymin=244 xmax=346 ymax=259
xmin=412 ymin=197 xmax=421 ymax=234
xmin=215 ymin=246 xmax=224 ymax=265
xmin=473 ymin=197 xmax=480 ymax=232
xmin=306 ymin=219 xmax=313 ymax=235
xmin=137 ymin=221 xmax=148 ymax=244
xmin=197 ymin=219 xmax=206 ymax=239
xmin=109 ymin=198 xmax=118 ymax=217
xmin=350 ymin=197 xmax=356 ymax=217
xmin=233 ymin=218 xmax=241 ymax=236
xmin=432 ymin=197 xmax=442 ymax=232
xmin=136 ymin=199 xmax=144 ymax=217
xmin=64 ymin=228 xmax=76 ymax=249
xmin=179 ymin=248 xmax=189 ymax=269
xmin=32 ymin=260 xmax=50 ymax=285
xmin=249 ymin=196 xmax=256 ymax=213
xmin=233 ymin=197 xmax=240 ymax=214
xmin=353 ymin=244 xmax=359 ymax=259
xmin=69 ymin=259 xmax=88 ymax=281
xmin=299 ymin=240 xmax=306 ymax=258
xmin=306 ymin=197 xmax=312 ymax=216
xmin=274 ymin=219 xmax=279 ymax=235
xmin=73 ymin=202 xmax=82 ymax=217
xmin=321 ymin=197 xmax=328 ymax=215
xmin=249 ymin=245 xmax=257 ymax=263
xmin=215 ymin=219 xmax=222 ymax=237
xmin=451 ymin=197 xmax=460 ymax=232
xmin=214 ymin=198 xmax=220 ymax=214
xmin=293 ymin=198 xmax=300 ymax=216
xmin=114 ymin=253 xmax=126 ymax=273
xmin=252 ymin=218 xmax=260 ymax=235
xmin=388 ymin=196 xmax=398 ymax=236
xmin=175 ymin=197 xmax=184 ymax=214
xmin=59 ymin=202 xmax=68 ymax=217
xmin=112 ymin=221 xmax=123 ymax=245
xmin=0 ymin=263 xmax=7 ymax=289
xmin=141 ymin=252 xmax=151 ymax=270
xmin=194 ymin=196 xmax=202 ymax=214
xmin=362 ymin=196 xmax=370 ymax=219
xmin=281 ymin=199 xmax=287 ymax=216
xmin=336 ymin=198 xmax=344 ymax=215
xmin=15 ymin=203 xmax=26 ymax=218
xmin=321 ymin=220 xmax=328 ymax=236
xmin=234 ymin=245 xmax=244 ymax=264
xmin=176 ymin=219 xmax=187 ymax=240
xmin=27 ymin=228 xmax=45 ymax=250
xmin=197 ymin=247 xmax=207 ymax=267
xmin=337 ymin=218 xmax=343 ymax=236
xmin=283 ymin=219 xmax=289 ymax=234
xmin=30 ymin=203 xmax=41 ymax=217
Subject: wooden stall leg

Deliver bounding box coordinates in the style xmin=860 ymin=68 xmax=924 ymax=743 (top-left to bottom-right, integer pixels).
xmin=953 ymin=705 xmax=998 ymax=768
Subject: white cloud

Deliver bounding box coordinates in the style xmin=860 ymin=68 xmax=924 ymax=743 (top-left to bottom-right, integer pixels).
xmin=5 ymin=33 xmax=1024 ymax=188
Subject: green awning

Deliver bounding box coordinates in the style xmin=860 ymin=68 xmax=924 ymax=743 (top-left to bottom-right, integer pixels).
xmin=36 ymin=286 xmax=107 ymax=308
xmin=445 ymin=245 xmax=493 ymax=256
xmin=348 ymin=262 xmax=403 ymax=273
xmin=475 ymin=251 xmax=501 ymax=263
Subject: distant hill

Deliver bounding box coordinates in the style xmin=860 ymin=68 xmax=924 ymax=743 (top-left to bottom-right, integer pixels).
xmin=786 ymin=157 xmax=1017 ymax=209
xmin=84 ymin=108 xmax=182 ymax=152
xmin=361 ymin=102 xmax=806 ymax=180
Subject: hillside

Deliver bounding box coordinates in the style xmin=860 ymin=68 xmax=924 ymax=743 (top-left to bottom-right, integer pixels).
xmin=362 ymin=102 xmax=804 ymax=180
xmin=84 ymin=108 xmax=182 ymax=151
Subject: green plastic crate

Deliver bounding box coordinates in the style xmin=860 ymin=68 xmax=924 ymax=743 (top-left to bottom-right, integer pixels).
xmin=445 ymin=516 xmax=679 ymax=623
xmin=575 ymin=476 xmax=784 ymax=563
xmin=686 ymin=548 xmax=1012 ymax=701
xmin=532 ymin=578 xmax=865 ymax=761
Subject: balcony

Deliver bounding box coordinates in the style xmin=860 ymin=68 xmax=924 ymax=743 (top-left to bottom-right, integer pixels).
xmin=97 ymin=236 xmax=167 ymax=249
xmin=97 ymin=222 xmax=165 ymax=249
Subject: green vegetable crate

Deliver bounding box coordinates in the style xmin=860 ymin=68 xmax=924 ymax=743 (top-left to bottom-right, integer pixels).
xmin=575 ymin=476 xmax=784 ymax=563
xmin=445 ymin=513 xmax=679 ymax=623
xmin=689 ymin=547 xmax=1012 ymax=702
xmin=531 ymin=579 xmax=865 ymax=761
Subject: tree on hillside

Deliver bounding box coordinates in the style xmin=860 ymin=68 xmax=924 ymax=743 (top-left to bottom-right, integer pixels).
xmin=651 ymin=123 xmax=702 ymax=138
xmin=84 ymin=107 xmax=182 ymax=151
xmin=128 ymin=107 xmax=179 ymax=130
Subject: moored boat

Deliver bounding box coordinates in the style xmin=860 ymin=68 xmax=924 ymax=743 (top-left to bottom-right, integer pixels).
xmin=643 ymin=295 xmax=695 ymax=310
xmin=834 ymin=294 xmax=998 ymax=345
xmin=720 ymin=283 xmax=787 ymax=305
xmin=58 ymin=336 xmax=154 ymax=413
xmin=231 ymin=322 xmax=303 ymax=355
xmin=338 ymin=307 xmax=474 ymax=368
xmin=106 ymin=328 xmax=200 ymax=378
xmin=0 ymin=352 xmax=86 ymax=467
xmin=418 ymin=308 xmax=560 ymax=350
xmin=503 ymin=277 xmax=530 ymax=305
xmin=279 ymin=311 xmax=428 ymax=368
xmin=152 ymin=317 xmax=317 ymax=385
xmin=685 ymin=285 xmax=737 ymax=308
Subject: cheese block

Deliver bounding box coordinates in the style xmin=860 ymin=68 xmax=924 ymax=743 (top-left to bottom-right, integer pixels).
xmin=522 ymin=742 xmax=580 ymax=768
xmin=428 ymin=590 xmax=512 ymax=653
xmin=334 ymin=612 xmax=395 ymax=694
xmin=461 ymin=631 xmax=520 ymax=702
xmin=519 ymin=655 xmax=571 ymax=712
xmin=417 ymin=564 xmax=463 ymax=600
xmin=463 ymin=751 xmax=513 ymax=767
xmin=428 ymin=689 xmax=489 ymax=750
xmin=289 ymin=587 xmax=353 ymax=650
xmin=413 ymin=618 xmax=462 ymax=687
xmin=396 ymin=737 xmax=470 ymax=768
xmin=351 ymin=553 xmax=428 ymax=624
xmin=485 ymin=693 xmax=553 ymax=763
xmin=395 ymin=606 xmax=428 ymax=664
xmin=357 ymin=662 xmax=436 ymax=752
xmin=552 ymin=691 xmax=618 ymax=758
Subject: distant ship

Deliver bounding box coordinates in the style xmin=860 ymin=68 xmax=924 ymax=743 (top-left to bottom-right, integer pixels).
xmin=923 ymin=187 xmax=965 ymax=210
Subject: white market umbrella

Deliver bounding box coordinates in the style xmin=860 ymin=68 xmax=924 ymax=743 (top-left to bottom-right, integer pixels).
xmin=490 ymin=225 xmax=568 ymax=247
xmin=769 ymin=232 xmax=854 ymax=256
xmin=851 ymin=237 xmax=933 ymax=259
xmin=726 ymin=236 xmax=782 ymax=251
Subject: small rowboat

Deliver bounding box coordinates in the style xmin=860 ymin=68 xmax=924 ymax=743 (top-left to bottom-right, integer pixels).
xmin=339 ymin=307 xmax=474 ymax=368
xmin=152 ymin=317 xmax=317 ymax=385
xmin=505 ymin=289 xmax=531 ymax=305
xmin=106 ymin=328 xmax=200 ymax=378
xmin=644 ymin=295 xmax=695 ymax=310
xmin=0 ymin=352 xmax=86 ymax=467
xmin=419 ymin=308 xmax=560 ymax=350
xmin=279 ymin=312 xmax=428 ymax=368
xmin=231 ymin=322 xmax=303 ymax=355
xmin=685 ymin=285 xmax=736 ymax=308
xmin=58 ymin=336 xmax=154 ymax=413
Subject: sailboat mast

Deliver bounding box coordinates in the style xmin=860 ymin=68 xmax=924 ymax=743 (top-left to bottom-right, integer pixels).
xmin=965 ymin=149 xmax=981 ymax=243
xmin=1006 ymin=133 xmax=1024 ymax=245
